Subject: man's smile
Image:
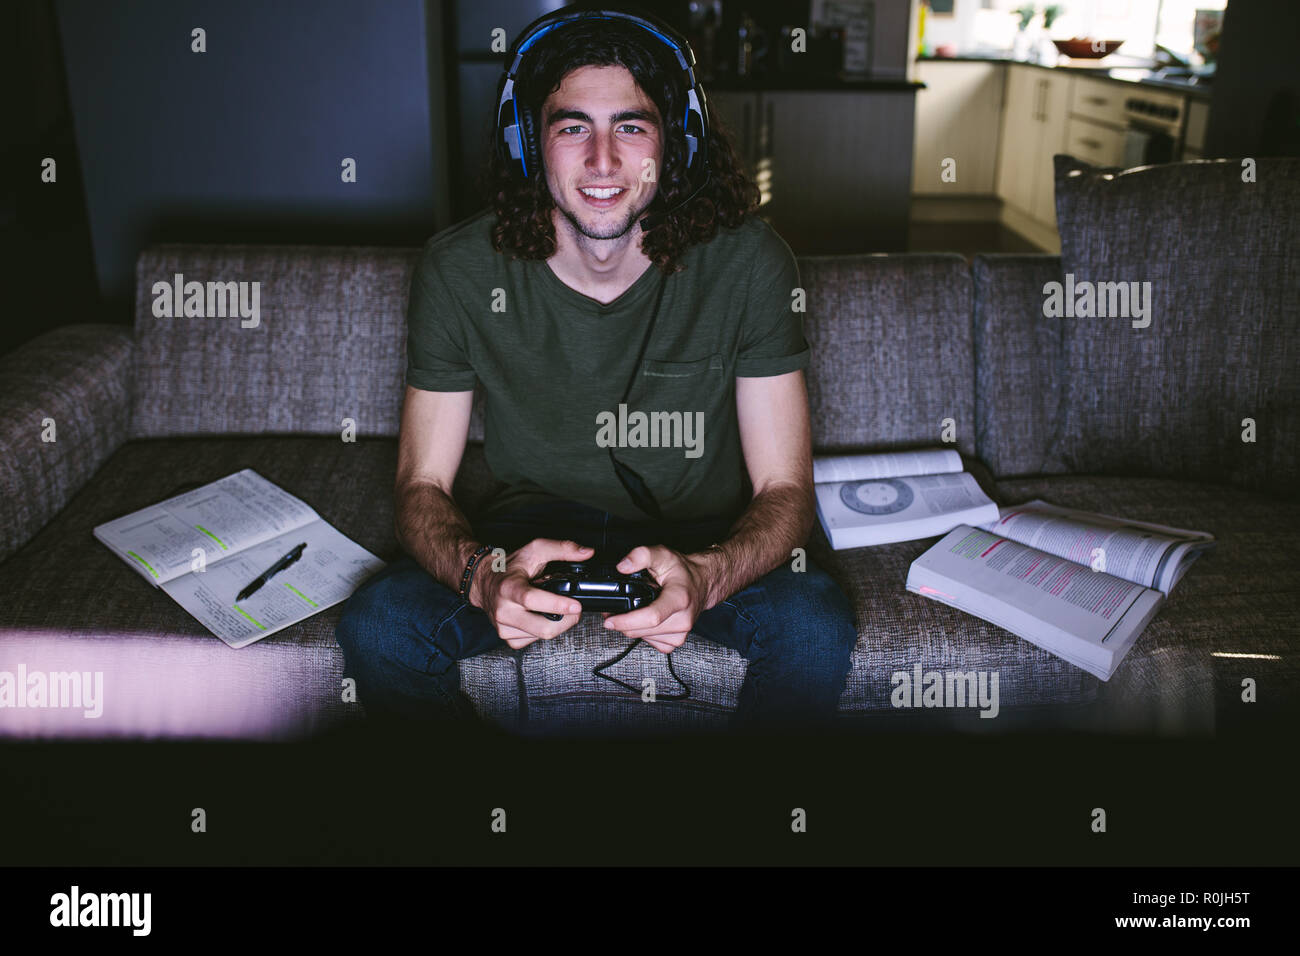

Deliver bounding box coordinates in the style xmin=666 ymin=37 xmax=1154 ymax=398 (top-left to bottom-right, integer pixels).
xmin=577 ymin=185 xmax=628 ymax=208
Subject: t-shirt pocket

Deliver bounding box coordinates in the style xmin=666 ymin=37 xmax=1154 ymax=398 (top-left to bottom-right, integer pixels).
xmin=642 ymin=354 xmax=725 ymax=378
xmin=635 ymin=352 xmax=728 ymax=417
xmin=621 ymin=352 xmax=726 ymax=474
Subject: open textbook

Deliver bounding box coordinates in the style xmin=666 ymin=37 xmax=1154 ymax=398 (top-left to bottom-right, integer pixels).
xmin=94 ymin=469 xmax=386 ymax=648
xmin=813 ymin=447 xmax=1000 ymax=548
xmin=905 ymin=500 xmax=1215 ymax=680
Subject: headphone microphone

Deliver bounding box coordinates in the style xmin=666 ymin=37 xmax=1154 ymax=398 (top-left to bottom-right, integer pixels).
xmin=638 ymin=169 xmax=712 ymax=232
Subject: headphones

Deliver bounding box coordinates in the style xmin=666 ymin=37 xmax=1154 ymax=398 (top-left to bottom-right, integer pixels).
xmin=493 ymin=6 xmax=712 ymax=229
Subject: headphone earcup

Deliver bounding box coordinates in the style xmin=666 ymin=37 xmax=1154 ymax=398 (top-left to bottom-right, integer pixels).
xmin=519 ymin=105 xmax=542 ymax=179
xmin=685 ymin=108 xmax=705 ymax=179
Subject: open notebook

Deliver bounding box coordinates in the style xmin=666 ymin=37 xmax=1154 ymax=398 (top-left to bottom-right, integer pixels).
xmin=94 ymin=469 xmax=386 ymax=648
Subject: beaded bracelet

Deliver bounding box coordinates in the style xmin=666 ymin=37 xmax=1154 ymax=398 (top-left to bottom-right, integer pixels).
xmin=458 ymin=544 xmax=495 ymax=601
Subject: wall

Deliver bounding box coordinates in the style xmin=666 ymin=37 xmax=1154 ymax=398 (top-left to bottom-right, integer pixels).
xmin=55 ymin=0 xmax=450 ymax=322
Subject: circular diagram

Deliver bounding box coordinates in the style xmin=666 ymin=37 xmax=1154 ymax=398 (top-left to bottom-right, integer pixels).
xmin=839 ymin=478 xmax=914 ymax=515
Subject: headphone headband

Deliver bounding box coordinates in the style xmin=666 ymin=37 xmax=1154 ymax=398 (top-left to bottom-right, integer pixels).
xmin=494 ymin=7 xmax=711 ymax=190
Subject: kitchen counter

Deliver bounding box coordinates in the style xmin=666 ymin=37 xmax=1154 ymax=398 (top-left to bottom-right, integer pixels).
xmin=916 ymin=54 xmax=1212 ymax=100
xmin=706 ymin=74 xmax=924 ymax=93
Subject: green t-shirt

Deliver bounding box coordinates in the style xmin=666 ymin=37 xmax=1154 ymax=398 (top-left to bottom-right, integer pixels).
xmin=405 ymin=207 xmax=810 ymax=522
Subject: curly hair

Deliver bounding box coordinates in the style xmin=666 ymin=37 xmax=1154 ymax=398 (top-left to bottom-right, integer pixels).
xmin=476 ymin=8 xmax=760 ymax=276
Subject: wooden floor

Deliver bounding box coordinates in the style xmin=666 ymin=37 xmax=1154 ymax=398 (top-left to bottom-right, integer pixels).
xmin=776 ymin=219 xmax=1047 ymax=261
xmin=907 ymin=220 xmax=1047 ymax=260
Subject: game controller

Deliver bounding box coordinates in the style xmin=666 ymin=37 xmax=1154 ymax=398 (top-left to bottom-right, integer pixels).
xmin=530 ymin=561 xmax=661 ymax=621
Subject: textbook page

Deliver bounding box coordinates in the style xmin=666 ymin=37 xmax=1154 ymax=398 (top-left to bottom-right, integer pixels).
xmin=812 ymin=448 xmax=963 ymax=484
xmin=161 ymin=519 xmax=386 ymax=648
xmin=906 ymin=526 xmax=1164 ymax=680
xmin=93 ymin=469 xmax=321 ymax=587
xmin=976 ymin=500 xmax=1214 ymax=596
xmin=815 ymin=471 xmax=999 ymax=549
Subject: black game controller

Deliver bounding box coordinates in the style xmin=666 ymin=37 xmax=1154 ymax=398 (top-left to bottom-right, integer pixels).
xmin=530 ymin=561 xmax=661 ymax=621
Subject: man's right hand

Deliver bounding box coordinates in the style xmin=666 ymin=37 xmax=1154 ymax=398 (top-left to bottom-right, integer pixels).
xmin=468 ymin=539 xmax=594 ymax=649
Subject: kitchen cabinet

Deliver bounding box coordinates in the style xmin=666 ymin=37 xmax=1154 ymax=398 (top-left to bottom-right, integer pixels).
xmin=911 ymin=60 xmax=1004 ymax=195
xmin=1065 ymin=75 xmax=1128 ymax=168
xmin=994 ymin=65 xmax=1039 ymax=215
xmin=1064 ymin=118 xmax=1127 ymax=167
xmin=708 ymin=88 xmax=916 ymax=253
xmin=913 ymin=57 xmax=1201 ymax=252
xmin=995 ymin=64 xmax=1072 ymax=229
xmin=1070 ymin=75 xmax=1128 ymax=126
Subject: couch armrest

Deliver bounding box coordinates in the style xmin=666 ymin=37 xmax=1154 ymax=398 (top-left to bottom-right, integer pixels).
xmin=0 ymin=324 xmax=135 ymax=564
xmin=972 ymin=254 xmax=1068 ymax=481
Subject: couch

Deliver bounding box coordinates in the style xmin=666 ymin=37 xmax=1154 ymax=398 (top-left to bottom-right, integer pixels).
xmin=2 ymin=157 xmax=1296 ymax=739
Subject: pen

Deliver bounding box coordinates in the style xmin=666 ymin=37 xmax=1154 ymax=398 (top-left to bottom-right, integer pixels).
xmin=235 ymin=542 xmax=307 ymax=601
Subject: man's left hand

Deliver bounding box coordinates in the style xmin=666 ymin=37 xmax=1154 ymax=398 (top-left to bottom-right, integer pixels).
xmin=603 ymin=545 xmax=713 ymax=654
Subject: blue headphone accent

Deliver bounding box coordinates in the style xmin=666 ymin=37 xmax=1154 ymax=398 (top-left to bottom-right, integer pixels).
xmin=493 ymin=7 xmax=712 ymax=195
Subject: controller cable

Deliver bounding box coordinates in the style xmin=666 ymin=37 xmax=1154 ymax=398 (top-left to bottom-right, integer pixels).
xmin=607 ymin=268 xmax=668 ymax=522
xmin=594 ymin=638 xmax=691 ymax=701
xmin=594 ymin=267 xmax=691 ymax=702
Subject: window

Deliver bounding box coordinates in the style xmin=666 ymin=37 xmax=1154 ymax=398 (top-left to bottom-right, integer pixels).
xmin=963 ymin=0 xmax=1227 ymax=63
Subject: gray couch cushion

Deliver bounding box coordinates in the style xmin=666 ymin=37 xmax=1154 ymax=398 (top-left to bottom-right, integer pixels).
xmin=992 ymin=473 xmax=1300 ymax=733
xmin=0 ymin=436 xmax=516 ymax=738
xmin=810 ymin=513 xmax=1094 ymax=724
xmin=802 ymin=253 xmax=976 ymax=455
xmin=972 ymin=254 xmax=1069 ymax=480
xmin=130 ymin=245 xmax=423 ymax=441
xmin=514 ymin=631 xmax=743 ymax=737
xmin=1049 ymin=156 xmax=1300 ymax=497
xmin=3 ymin=436 xmax=1294 ymax=736
xmin=128 ymin=243 xmax=977 ymax=454
xmin=515 ymin=467 xmax=1298 ymax=735
xmin=0 ymin=325 xmax=135 ymax=564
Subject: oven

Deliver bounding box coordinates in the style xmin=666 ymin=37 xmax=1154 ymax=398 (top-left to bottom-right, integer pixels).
xmin=1122 ymin=91 xmax=1186 ymax=166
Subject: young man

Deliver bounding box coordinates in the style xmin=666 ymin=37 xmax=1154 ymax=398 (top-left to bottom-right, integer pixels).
xmin=335 ymin=10 xmax=857 ymax=733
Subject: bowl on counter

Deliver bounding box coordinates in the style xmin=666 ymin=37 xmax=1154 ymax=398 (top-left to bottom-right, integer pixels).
xmin=1052 ymin=38 xmax=1125 ymax=59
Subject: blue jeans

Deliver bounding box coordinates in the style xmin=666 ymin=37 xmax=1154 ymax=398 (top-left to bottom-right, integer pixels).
xmin=334 ymin=498 xmax=858 ymax=733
